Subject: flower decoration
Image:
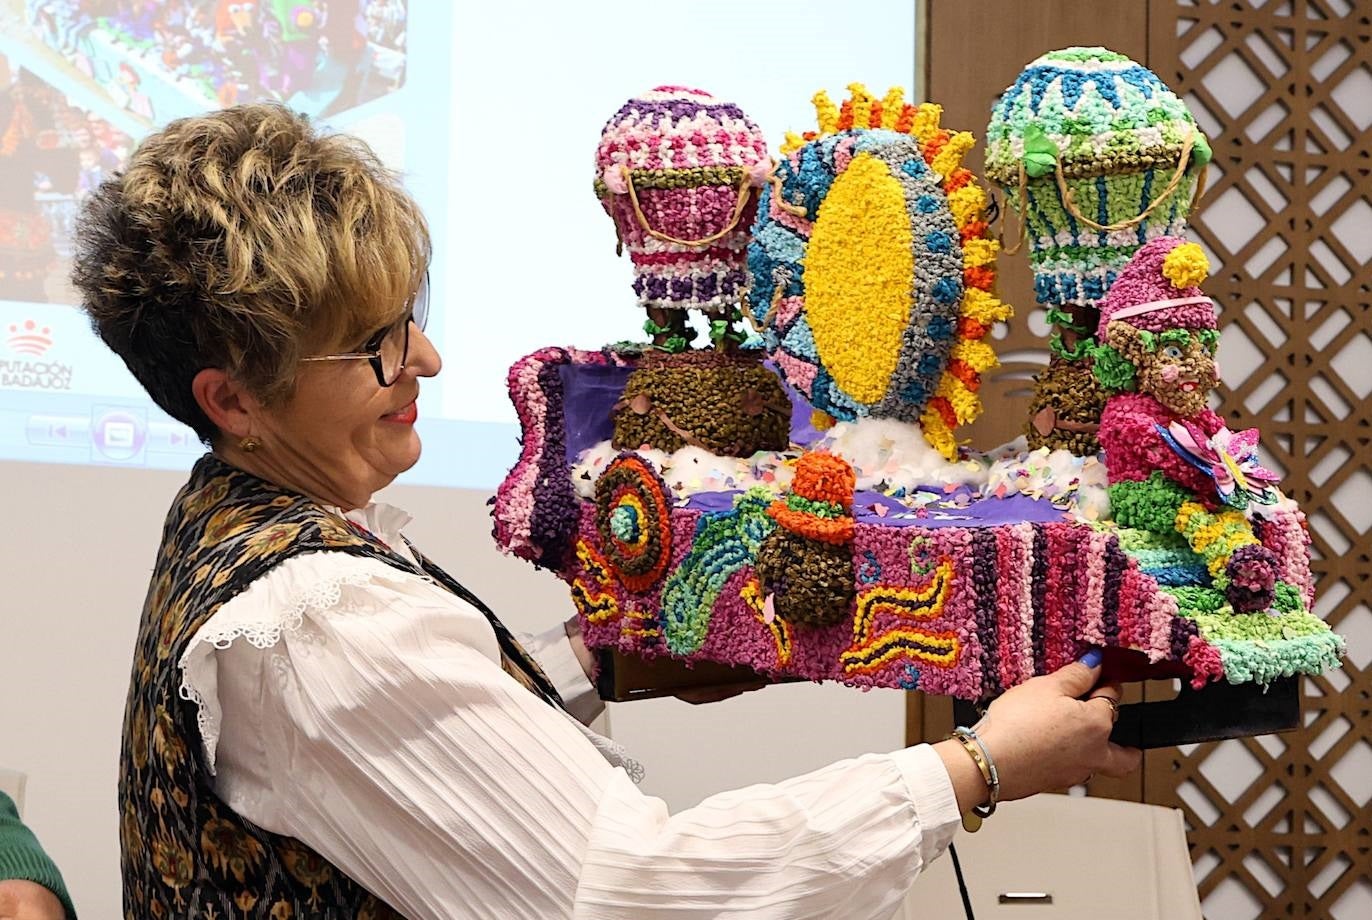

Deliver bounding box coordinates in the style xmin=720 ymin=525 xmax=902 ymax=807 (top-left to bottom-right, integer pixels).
xmin=742 ymin=580 xmax=794 ymax=667
xmin=570 ymin=539 xmax=622 ymax=626
xmin=985 ymin=47 xmax=1210 ymax=185
xmin=748 ymin=84 xmax=1011 ymax=459
xmin=754 ymin=532 xmax=854 ymax=629
xmin=1097 ymin=237 xmax=1287 ymax=613
xmin=1156 ymin=421 xmax=1281 ymax=509
xmin=1162 ymin=242 xmax=1210 ymax=289
xmin=594 ymin=452 xmax=674 ymax=592
xmin=487 ymin=87 xmax=1343 ymax=703
xmin=494 ymin=345 xmax=1339 ymax=688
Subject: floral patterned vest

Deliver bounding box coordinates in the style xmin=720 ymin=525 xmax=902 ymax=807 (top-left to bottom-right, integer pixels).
xmin=119 ymin=454 xmax=563 ymax=919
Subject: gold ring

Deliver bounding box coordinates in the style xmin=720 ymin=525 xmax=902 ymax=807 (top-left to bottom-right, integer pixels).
xmin=1090 ymin=695 xmax=1120 ymax=722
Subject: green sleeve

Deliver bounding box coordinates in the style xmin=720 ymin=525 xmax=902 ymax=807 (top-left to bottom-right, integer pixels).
xmin=0 ymin=791 xmax=77 ymax=919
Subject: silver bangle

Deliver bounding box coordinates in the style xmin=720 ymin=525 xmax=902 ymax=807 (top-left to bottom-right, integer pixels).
xmin=953 ymin=725 xmax=1000 ymax=818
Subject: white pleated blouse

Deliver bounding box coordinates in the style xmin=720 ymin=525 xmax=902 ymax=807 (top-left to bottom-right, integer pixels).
xmin=178 ymin=502 xmax=961 ymax=919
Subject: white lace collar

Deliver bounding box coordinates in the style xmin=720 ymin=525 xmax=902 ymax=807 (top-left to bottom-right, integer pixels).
xmin=326 ymin=502 xmax=417 ymax=564
xmin=330 ymin=501 xmax=412 ymax=543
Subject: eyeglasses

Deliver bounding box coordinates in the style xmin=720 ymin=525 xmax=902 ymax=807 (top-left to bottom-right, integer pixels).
xmin=301 ymin=274 xmax=430 ymax=387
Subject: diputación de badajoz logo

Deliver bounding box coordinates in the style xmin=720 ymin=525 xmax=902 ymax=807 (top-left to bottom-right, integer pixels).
xmin=3 ymin=319 xmax=73 ymax=390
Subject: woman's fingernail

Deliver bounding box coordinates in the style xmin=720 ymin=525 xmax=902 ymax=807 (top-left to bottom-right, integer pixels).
xmin=1078 ymin=648 xmax=1103 ymax=669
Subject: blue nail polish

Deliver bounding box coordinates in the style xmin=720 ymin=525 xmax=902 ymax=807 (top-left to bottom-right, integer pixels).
xmin=1078 ymin=648 xmax=1103 ymax=669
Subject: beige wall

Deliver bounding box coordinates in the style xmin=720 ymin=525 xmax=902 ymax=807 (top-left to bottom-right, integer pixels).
xmin=0 ymin=459 xmax=906 ymax=919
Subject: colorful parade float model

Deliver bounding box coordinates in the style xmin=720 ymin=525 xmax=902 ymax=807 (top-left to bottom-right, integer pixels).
xmin=492 ymin=74 xmax=1343 ymax=746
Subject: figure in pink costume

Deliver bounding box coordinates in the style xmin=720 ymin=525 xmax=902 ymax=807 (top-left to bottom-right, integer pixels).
xmin=1095 ymin=237 xmax=1283 ymax=613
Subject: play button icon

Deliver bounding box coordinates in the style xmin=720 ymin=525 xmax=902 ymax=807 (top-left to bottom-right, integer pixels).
xmin=149 ymin=421 xmax=200 ymax=452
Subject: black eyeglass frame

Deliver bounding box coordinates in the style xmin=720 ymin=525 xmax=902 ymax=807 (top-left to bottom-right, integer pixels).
xmin=300 ymin=272 xmax=430 ymax=387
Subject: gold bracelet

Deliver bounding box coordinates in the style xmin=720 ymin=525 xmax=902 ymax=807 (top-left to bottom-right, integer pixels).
xmin=949 ymin=726 xmax=999 ymax=832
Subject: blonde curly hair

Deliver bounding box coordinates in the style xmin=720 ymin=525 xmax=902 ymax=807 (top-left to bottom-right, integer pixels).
xmin=73 ymin=103 xmax=431 ymax=442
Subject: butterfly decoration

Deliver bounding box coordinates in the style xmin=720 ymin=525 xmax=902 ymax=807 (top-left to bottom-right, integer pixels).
xmin=1156 ymin=420 xmax=1281 ymax=509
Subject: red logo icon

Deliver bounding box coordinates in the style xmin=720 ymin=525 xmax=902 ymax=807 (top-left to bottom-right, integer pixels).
xmin=8 ymin=320 xmax=53 ymax=357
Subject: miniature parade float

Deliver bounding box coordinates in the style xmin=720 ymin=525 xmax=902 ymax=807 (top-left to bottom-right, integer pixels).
xmin=492 ymin=77 xmax=1343 ymax=742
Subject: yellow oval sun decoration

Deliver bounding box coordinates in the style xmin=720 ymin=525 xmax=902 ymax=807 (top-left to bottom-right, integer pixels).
xmin=748 ymin=84 xmax=1012 ymax=458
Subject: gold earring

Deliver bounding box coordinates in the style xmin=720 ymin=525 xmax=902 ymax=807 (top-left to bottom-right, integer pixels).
xmin=239 ymin=436 xmax=261 ymax=453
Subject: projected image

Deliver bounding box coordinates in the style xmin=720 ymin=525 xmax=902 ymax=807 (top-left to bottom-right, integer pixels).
xmin=23 ymin=0 xmax=408 ymax=120
xmin=0 ymin=56 xmax=132 ymax=305
xmin=0 ymin=0 xmax=442 ymax=474
xmin=0 ymin=0 xmax=915 ymax=491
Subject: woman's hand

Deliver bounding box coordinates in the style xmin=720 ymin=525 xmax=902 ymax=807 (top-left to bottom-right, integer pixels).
xmin=975 ymin=653 xmax=1141 ymax=801
xmin=0 ymin=880 xmax=66 ymax=920
xmin=936 ymin=651 xmax=1141 ymax=812
xmin=564 ymin=614 xmax=767 ymax=705
xmin=564 ymin=615 xmax=599 ymax=684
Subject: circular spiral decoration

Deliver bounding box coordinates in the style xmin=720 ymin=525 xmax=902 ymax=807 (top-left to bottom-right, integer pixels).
xmin=594 ymin=453 xmax=674 ymax=592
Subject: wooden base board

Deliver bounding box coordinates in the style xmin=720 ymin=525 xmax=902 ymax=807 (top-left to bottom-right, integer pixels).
xmin=595 ymin=649 xmax=775 ymax=702
xmin=952 ymin=677 xmax=1301 ymax=749
xmin=600 ymin=646 xmax=1300 ymax=751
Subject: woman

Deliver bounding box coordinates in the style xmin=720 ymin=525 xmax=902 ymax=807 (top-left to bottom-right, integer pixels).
xmin=76 ymin=104 xmax=1139 ymax=920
